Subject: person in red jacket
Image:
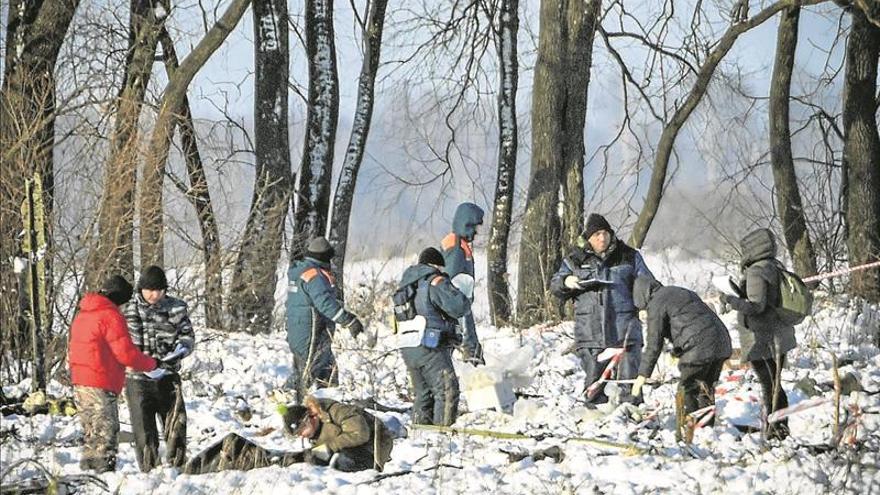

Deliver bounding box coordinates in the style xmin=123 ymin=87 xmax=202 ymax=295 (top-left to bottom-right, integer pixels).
xmin=68 ymin=275 xmax=158 ymax=473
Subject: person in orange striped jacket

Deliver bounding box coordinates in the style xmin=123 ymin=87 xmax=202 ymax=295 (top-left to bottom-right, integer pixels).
xmin=285 ymin=237 xmax=364 ymax=402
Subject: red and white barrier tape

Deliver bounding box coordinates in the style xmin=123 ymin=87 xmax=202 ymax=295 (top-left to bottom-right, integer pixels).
xmin=586 ymin=349 xmax=625 ymax=399
xmin=767 ymin=397 xmax=830 ymax=423
xmin=802 ymin=260 xmax=880 ymax=283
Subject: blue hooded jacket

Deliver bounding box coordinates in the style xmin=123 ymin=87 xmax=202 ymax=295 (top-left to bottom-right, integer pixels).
xmin=399 ymin=264 xmax=470 ymax=338
xmin=441 ymin=203 xmax=484 ymax=280
xmin=286 ymin=257 xmax=355 ymax=356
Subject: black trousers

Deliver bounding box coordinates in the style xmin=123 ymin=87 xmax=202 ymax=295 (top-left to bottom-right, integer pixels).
xmin=750 ymin=357 xmax=790 ymax=439
xmin=125 ymin=374 xmax=187 ymax=472
xmin=678 ymin=358 xmax=726 ymax=425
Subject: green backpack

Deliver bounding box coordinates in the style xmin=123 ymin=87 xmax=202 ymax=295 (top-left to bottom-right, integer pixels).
xmin=775 ymin=266 xmax=813 ymax=325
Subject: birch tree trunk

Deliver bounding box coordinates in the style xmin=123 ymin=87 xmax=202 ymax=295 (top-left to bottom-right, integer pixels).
xmin=842 ymin=8 xmax=880 ymax=305
xmin=229 ymin=0 xmax=292 ymax=334
xmin=327 ymin=0 xmax=388 ymax=289
xmin=769 ymin=5 xmax=817 ymax=279
xmin=292 ymin=0 xmax=339 ymax=262
xmin=487 ymin=0 xmax=519 ymax=327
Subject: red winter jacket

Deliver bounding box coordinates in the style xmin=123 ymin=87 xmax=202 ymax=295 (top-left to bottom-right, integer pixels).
xmin=68 ymin=293 xmax=157 ymax=393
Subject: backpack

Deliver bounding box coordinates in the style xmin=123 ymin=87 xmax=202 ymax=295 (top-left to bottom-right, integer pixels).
xmin=391 ymin=283 xmax=418 ymax=330
xmin=775 ymin=266 xmax=813 ymax=325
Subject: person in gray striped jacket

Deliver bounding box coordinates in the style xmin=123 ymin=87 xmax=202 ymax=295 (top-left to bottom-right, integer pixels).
xmin=124 ymin=265 xmax=195 ymax=472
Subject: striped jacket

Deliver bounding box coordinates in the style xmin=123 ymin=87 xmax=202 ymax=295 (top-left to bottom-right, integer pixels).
xmin=125 ymin=293 xmax=195 ymax=379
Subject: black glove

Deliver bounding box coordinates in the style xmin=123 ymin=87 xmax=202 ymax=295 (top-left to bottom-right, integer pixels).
xmin=347 ymin=318 xmax=364 ymax=339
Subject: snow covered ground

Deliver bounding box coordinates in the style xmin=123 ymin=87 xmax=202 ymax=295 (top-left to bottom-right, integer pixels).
xmin=2 ymin=252 xmax=880 ymax=494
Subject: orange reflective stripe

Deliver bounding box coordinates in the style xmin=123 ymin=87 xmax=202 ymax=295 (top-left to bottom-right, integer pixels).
xmin=320 ymin=268 xmax=335 ymax=285
xmin=460 ymin=239 xmax=473 ymax=260
xmin=431 ymin=276 xmax=446 ymax=286
xmin=301 ymin=268 xmax=319 ymax=282
xmin=441 ymin=233 xmax=457 ymax=251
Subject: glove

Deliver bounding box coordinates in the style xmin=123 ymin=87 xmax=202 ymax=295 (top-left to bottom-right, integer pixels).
xmin=161 ymin=342 xmax=189 ymax=362
xmin=564 ymin=276 xmax=582 ymax=290
xmin=143 ymin=367 xmax=169 ymax=380
xmin=632 ymin=375 xmax=647 ymax=397
xmin=346 ymin=318 xmax=364 ymax=339
xmin=305 ymin=444 xmax=333 ymax=465
xmin=719 ymin=293 xmax=731 ymax=305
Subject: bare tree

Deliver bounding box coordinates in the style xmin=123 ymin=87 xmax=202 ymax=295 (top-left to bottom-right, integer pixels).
xmin=139 ymin=0 xmax=253 ymax=268
xmin=842 ymin=7 xmax=880 ymax=305
xmin=86 ymin=0 xmax=166 ymax=288
xmin=228 ymin=0 xmax=292 ymax=334
xmin=158 ymin=27 xmax=224 ymax=329
xmin=328 ymin=0 xmax=389 ymax=289
xmin=291 ymin=0 xmax=339 ymax=261
xmin=629 ymin=0 xmax=827 ymax=248
xmin=769 ymin=4 xmax=818 ymax=278
xmin=516 ymin=0 xmax=601 ymax=327
xmin=487 ymin=0 xmax=518 ymax=326
xmin=1 ymin=0 xmax=81 ymax=389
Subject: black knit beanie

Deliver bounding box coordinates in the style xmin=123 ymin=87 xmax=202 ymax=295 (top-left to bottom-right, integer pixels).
xmin=418 ymin=247 xmax=445 ymax=267
xmin=582 ymin=213 xmax=614 ymax=240
xmin=100 ymin=275 xmax=134 ymax=306
xmin=138 ymin=265 xmax=168 ymax=290
xmin=305 ymin=237 xmax=335 ymax=263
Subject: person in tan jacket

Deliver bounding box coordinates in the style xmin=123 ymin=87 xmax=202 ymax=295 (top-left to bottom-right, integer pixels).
xmin=284 ymin=395 xmax=394 ymax=472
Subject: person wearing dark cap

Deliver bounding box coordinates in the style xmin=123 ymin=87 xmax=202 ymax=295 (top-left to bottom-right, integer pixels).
xmin=393 ymin=247 xmax=470 ymax=425
xmin=550 ymin=213 xmax=655 ymax=406
xmin=124 ymin=265 xmax=195 ymax=472
xmin=631 ymin=275 xmax=732 ymax=439
xmin=280 ymin=395 xmax=394 ymax=472
xmin=285 ymin=237 xmax=365 ymax=402
xmin=68 ymin=275 xmax=159 ymax=473
xmin=440 ymin=202 xmax=485 ymax=364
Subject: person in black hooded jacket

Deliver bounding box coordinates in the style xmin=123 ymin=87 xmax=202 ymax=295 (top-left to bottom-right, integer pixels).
xmin=632 ymin=276 xmax=732 ymax=434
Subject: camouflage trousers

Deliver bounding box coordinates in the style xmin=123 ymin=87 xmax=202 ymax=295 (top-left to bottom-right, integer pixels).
xmin=74 ymin=386 xmax=119 ymax=472
xmin=125 ymin=373 xmax=187 ymax=472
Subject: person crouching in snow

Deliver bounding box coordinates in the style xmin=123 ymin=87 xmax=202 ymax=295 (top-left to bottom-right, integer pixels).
xmin=282 ymin=396 xmax=395 ymax=472
xmin=68 ymin=275 xmax=159 ymax=473
xmin=124 ymin=265 xmax=195 ymax=472
xmin=631 ymin=276 xmax=732 ymax=438
xmin=395 ymin=247 xmax=471 ymax=426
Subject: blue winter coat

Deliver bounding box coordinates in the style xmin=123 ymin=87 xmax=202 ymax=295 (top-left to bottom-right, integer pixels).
xmin=550 ymin=239 xmax=654 ymax=349
xmin=441 ymin=203 xmax=484 ymax=280
xmin=286 ymin=258 xmax=355 ymax=357
xmin=399 ymin=264 xmax=470 ymax=342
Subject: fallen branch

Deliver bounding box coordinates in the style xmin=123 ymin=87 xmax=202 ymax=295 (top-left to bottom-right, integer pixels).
xmin=359 ymin=462 xmax=462 ymax=485
xmin=409 ymin=423 xmax=644 ymax=453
